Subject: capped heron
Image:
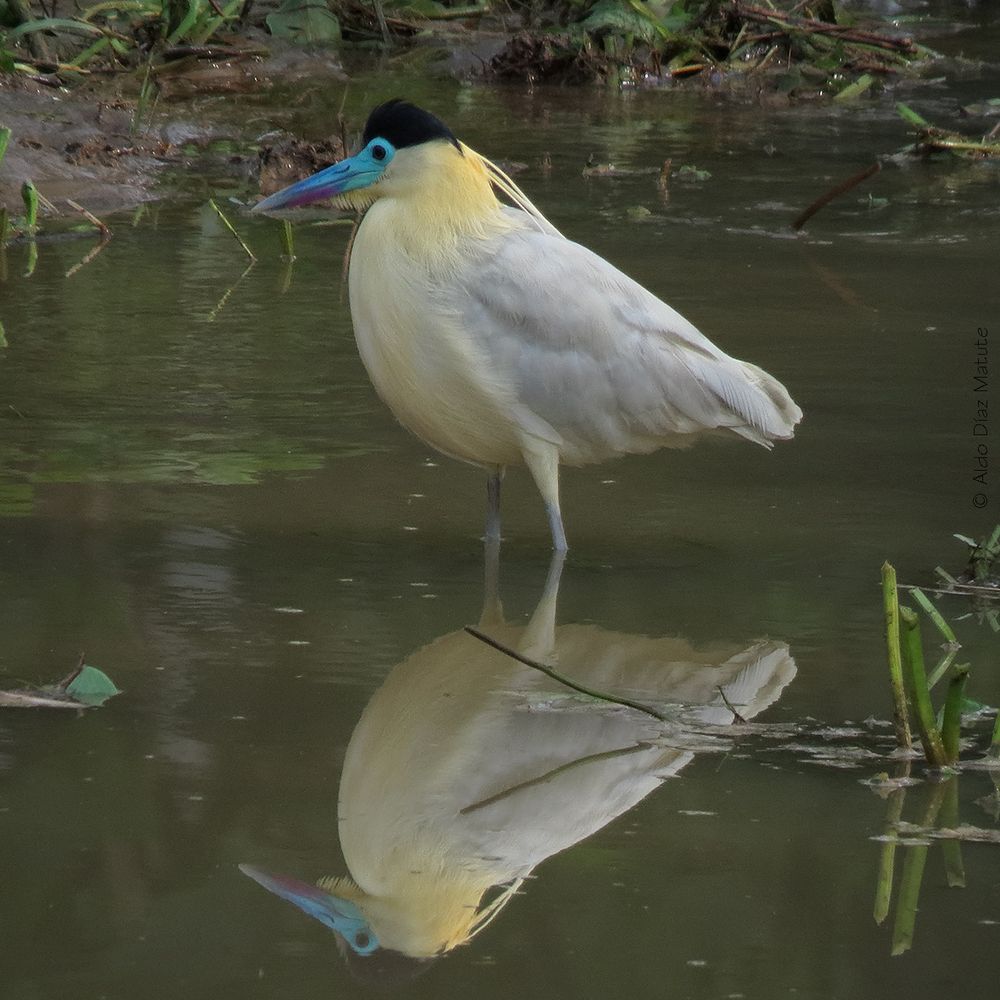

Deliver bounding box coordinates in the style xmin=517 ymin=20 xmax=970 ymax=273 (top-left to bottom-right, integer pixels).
xmin=255 ymin=100 xmax=802 ymax=551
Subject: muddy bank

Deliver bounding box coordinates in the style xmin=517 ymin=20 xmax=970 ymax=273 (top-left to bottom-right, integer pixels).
xmin=0 ymin=39 xmax=347 ymax=218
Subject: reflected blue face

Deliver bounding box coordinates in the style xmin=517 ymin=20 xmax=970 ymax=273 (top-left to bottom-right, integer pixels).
xmin=239 ymin=864 xmax=380 ymax=955
xmin=253 ymin=137 xmax=398 ymax=213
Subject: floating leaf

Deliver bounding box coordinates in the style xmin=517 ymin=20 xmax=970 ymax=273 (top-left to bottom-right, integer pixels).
xmin=64 ymin=665 xmax=121 ymax=706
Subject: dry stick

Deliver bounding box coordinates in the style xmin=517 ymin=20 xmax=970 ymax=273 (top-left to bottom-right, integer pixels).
xmin=792 ymin=161 xmax=881 ymax=231
xmin=717 ymin=685 xmax=747 ymax=723
xmin=208 ymin=198 xmax=256 ymax=261
xmin=882 ymin=563 xmax=912 ymax=751
xmin=734 ymin=3 xmax=917 ymax=52
xmin=899 ymin=606 xmax=946 ymax=767
xmin=464 ymin=626 xmax=666 ymax=722
xmin=57 ymin=653 xmax=87 ymax=692
xmin=0 ymin=690 xmax=83 ymax=709
xmin=66 ymin=199 xmax=111 ymax=239
xmin=65 ymin=239 xmax=110 ymax=279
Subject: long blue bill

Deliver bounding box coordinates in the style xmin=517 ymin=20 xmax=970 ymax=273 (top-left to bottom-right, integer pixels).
xmin=252 ymin=144 xmax=388 ymax=214
xmin=239 ymin=864 xmax=380 ymax=955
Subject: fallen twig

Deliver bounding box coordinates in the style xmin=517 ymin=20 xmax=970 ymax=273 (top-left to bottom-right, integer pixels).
xmin=209 ymin=198 xmax=256 ymax=261
xmin=791 ymin=161 xmax=881 ymax=231
xmin=464 ymin=626 xmax=666 ymax=722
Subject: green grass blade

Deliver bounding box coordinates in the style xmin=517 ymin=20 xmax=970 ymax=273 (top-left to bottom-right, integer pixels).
xmin=926 ymin=648 xmax=957 ymax=691
xmin=8 ymin=17 xmax=104 ymax=39
xmin=896 ymin=102 xmax=930 ymax=128
xmin=209 ymin=198 xmax=256 ymax=261
xmin=281 ymin=219 xmax=295 ymax=259
xmin=910 ymin=587 xmax=958 ymax=644
xmin=0 ymin=127 xmax=11 ymax=168
xmin=834 ymin=73 xmax=873 ymax=103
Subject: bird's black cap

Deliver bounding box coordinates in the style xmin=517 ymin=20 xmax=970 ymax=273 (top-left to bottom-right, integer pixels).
xmin=362 ymin=99 xmax=460 ymax=152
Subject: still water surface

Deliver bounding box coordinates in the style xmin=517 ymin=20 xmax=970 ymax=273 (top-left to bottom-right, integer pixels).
xmin=1 ymin=53 xmax=999 ymax=1000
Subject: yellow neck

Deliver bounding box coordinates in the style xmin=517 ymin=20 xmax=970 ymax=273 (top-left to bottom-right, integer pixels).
xmin=343 ymin=140 xmax=517 ymax=270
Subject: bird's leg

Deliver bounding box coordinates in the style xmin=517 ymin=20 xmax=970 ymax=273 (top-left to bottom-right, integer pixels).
xmin=521 ymin=441 xmax=569 ymax=553
xmin=545 ymin=503 xmax=568 ymax=554
xmin=519 ymin=549 xmax=566 ymax=660
xmin=485 ymin=466 xmax=504 ymax=545
xmin=480 ymin=533 xmax=504 ymax=630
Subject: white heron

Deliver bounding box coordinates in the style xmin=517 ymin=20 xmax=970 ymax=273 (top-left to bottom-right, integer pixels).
xmin=254 ymin=100 xmax=802 ymax=550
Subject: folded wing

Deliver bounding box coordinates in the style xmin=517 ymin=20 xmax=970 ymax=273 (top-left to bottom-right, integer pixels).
xmin=451 ymin=222 xmax=802 ymax=465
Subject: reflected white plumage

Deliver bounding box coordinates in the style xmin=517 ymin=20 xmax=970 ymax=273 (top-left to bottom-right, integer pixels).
xmin=255 ymin=100 xmax=802 ymax=550
xmin=240 ymin=552 xmax=797 ymax=960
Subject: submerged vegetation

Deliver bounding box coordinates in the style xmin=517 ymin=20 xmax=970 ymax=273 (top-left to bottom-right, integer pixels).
xmin=881 ymin=532 xmax=1000 ymax=771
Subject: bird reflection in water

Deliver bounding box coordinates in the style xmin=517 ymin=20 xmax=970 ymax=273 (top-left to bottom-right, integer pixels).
xmin=242 ymin=551 xmax=796 ymax=976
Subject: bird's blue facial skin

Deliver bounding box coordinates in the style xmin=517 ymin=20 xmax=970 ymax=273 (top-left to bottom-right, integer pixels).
xmin=239 ymin=865 xmax=380 ymax=955
xmin=253 ymin=138 xmax=397 ymax=213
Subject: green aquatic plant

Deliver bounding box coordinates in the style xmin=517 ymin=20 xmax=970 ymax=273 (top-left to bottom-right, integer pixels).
xmin=880 ymin=561 xmax=983 ymax=769
xmin=954 ymin=524 xmax=1000 ymax=584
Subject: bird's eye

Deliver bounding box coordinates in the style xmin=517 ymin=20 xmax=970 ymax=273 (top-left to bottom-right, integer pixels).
xmin=371 ymin=145 xmax=386 ymax=162
xmin=355 ymin=932 xmax=371 ymax=949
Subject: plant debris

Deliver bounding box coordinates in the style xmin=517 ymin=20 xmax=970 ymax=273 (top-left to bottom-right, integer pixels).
xmin=487 ymin=0 xmax=933 ymax=93
xmin=897 ymin=104 xmax=1000 ymax=160
xmin=0 ymin=655 xmax=121 ymax=709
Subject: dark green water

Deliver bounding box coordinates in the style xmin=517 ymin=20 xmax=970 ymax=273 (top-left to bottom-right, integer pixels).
xmin=1 ymin=48 xmax=999 ymax=1000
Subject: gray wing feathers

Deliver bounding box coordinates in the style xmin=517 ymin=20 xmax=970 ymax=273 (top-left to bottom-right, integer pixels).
xmin=455 ymin=226 xmax=802 ymax=463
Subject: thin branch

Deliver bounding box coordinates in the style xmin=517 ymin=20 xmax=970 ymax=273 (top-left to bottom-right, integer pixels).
xmin=792 ymin=161 xmax=881 ymax=231
xmin=464 ymin=626 xmax=666 ymax=722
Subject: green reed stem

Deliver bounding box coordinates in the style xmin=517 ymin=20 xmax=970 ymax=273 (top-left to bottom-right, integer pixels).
xmin=900 ymin=606 xmax=945 ymax=767
xmin=940 ymin=665 xmax=969 ymax=764
xmin=882 ymin=563 xmax=912 ymax=751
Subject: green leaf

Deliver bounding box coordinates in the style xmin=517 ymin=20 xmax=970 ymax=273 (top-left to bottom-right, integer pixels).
xmin=267 ymin=0 xmax=341 ymax=44
xmin=896 ymin=102 xmax=930 ymax=128
xmin=7 ymin=17 xmax=104 ymax=39
xmin=833 ymin=73 xmax=873 ymax=103
xmin=581 ymin=0 xmax=660 ymax=43
xmin=64 ymin=665 xmax=121 ymax=706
